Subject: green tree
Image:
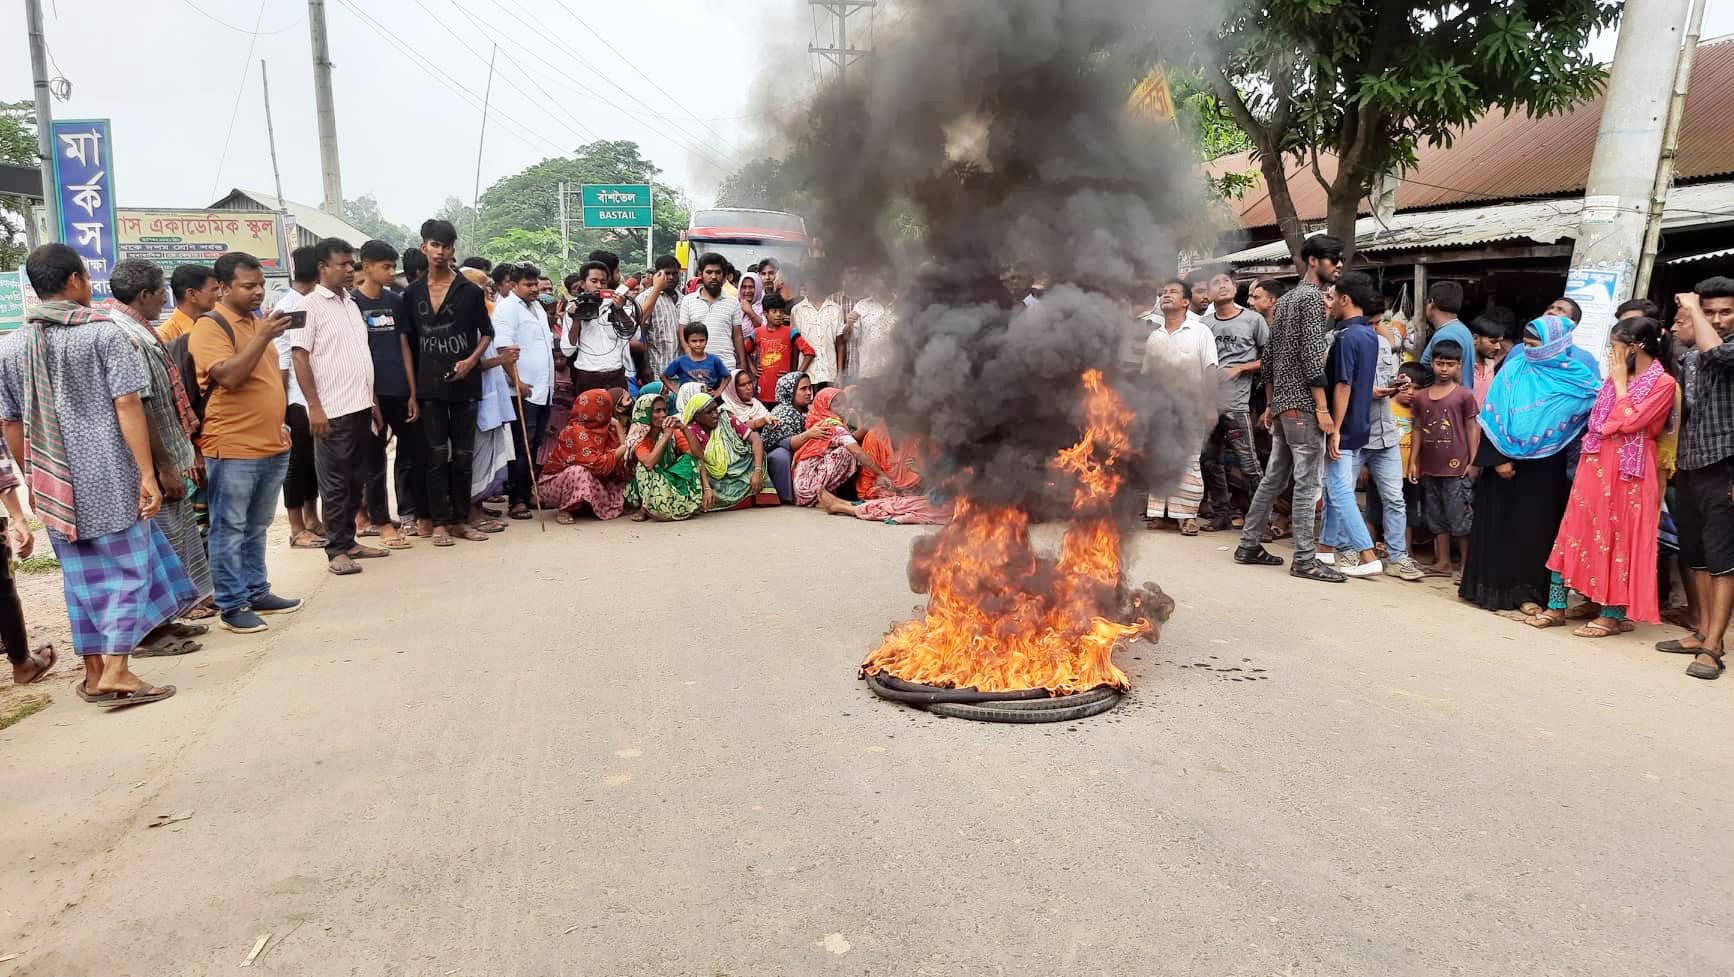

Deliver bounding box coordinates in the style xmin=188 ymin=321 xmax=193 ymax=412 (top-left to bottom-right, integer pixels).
xmin=480 ymin=227 xmax=563 ymax=272
xmin=0 ymin=101 xmax=38 ymax=270
xmin=1201 ymin=0 xmax=1620 ymax=267
xmin=715 ymin=156 xmax=813 ymax=214
xmin=471 ymin=140 xmax=689 ymax=273
xmin=342 ymin=194 xmax=416 ymax=251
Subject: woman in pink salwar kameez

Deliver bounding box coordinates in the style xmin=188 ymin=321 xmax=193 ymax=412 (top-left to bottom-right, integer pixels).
xmin=1545 ymin=317 xmax=1677 ymax=634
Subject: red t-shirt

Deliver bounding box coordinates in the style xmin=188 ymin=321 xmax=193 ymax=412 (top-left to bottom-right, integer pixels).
xmin=747 ymin=324 xmax=816 ymax=402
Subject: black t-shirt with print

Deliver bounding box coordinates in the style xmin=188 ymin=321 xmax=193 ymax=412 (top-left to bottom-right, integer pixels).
xmin=352 ymin=287 xmax=411 ymax=399
xmin=399 ymin=273 xmax=493 ymax=402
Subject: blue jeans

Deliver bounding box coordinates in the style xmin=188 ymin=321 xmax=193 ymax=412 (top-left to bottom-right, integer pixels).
xmin=205 ymin=451 xmax=289 ymax=614
xmin=1321 ymin=444 xmax=1408 ymax=560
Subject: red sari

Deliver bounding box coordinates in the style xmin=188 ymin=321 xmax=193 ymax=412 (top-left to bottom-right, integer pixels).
xmin=1546 ymin=367 xmax=1677 ymax=623
xmin=538 ymin=390 xmax=628 ymax=518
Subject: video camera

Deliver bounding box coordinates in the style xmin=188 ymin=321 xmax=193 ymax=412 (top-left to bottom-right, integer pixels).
xmin=571 ymin=288 xmax=638 ymax=340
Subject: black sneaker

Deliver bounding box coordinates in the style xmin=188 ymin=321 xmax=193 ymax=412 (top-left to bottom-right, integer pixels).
xmin=220 ymin=609 xmax=270 ymax=634
xmin=251 ymin=593 xmax=303 ymax=615
xmin=1234 ymin=545 xmax=1284 ymax=567
xmin=1290 ymin=559 xmax=1346 ymax=583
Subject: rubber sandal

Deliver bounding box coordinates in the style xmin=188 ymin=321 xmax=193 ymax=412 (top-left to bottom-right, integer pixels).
xmin=1686 ymin=653 xmax=1725 ymax=680
xmin=555 ymin=512 xmax=576 ymax=525
xmin=134 ymin=638 xmax=201 ymax=658
xmin=381 ymin=534 xmax=412 ymax=550
xmin=1563 ymin=603 xmax=1600 ymax=621
xmin=168 ymin=622 xmax=209 ymax=639
xmin=16 ymin=644 xmax=56 ymax=684
xmin=100 ymin=683 xmax=176 ymax=708
xmin=452 ymin=526 xmax=490 ymax=542
xmin=289 ymin=530 xmax=327 ymax=549
xmin=1290 ymin=560 xmax=1346 ymax=583
xmin=328 ymin=558 xmax=363 ymax=576
xmin=356 ymin=526 xmax=381 ymax=537
xmin=1519 ymin=601 xmax=1545 ymax=617
xmin=1656 ymin=635 xmax=1706 ymax=654
xmin=181 ymin=604 xmax=216 ymax=621
xmin=74 ymin=681 xmax=117 ymax=703
xmin=1572 ymin=620 xmax=1620 ymax=638
xmin=346 ymin=545 xmax=390 ymax=559
xmin=1178 ymin=519 xmax=1200 ymax=537
xmin=1525 ymin=612 xmax=1566 ymax=629
xmin=430 ymin=531 xmax=455 ymax=547
xmin=508 ymin=505 xmax=532 ymax=520
xmin=474 ymin=519 xmax=507 ymax=533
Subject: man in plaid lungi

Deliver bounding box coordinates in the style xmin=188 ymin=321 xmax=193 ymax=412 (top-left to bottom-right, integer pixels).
xmin=0 ymin=245 xmax=198 ymax=708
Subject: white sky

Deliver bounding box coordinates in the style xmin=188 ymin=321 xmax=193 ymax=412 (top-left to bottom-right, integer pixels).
xmin=4 ymin=1 xmax=1732 ymax=226
xmin=1 ymin=0 xmax=817 ymax=222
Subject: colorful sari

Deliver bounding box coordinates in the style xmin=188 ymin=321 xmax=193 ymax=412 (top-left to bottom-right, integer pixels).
xmin=856 ymin=425 xmax=924 ymax=500
xmin=625 ymin=392 xmax=703 ymax=520
xmin=684 ymin=391 xmax=777 ymax=510
xmin=792 ymin=387 xmax=858 ymax=505
xmin=761 ymin=371 xmax=808 ymax=448
xmin=539 ymin=389 xmax=628 ymax=519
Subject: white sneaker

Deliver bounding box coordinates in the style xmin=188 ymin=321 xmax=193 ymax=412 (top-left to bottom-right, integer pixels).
xmin=1342 ymin=557 xmax=1384 ymax=577
xmin=1317 ymin=551 xmax=1337 ymax=566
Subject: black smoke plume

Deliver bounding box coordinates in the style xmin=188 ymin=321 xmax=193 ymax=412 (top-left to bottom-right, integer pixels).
xmin=786 ymin=0 xmax=1217 ymax=519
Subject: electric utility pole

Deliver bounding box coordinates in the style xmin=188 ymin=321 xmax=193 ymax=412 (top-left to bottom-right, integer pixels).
xmin=1565 ymin=0 xmax=1692 ymax=357
xmin=27 ymin=0 xmax=57 ymax=243
xmin=308 ymin=0 xmax=344 ymax=214
xmin=809 ymin=1 xmax=875 ymax=83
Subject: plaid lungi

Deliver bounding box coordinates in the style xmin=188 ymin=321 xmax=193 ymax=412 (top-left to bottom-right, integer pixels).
xmin=51 ymin=518 xmax=199 ymax=656
xmin=155 ymin=495 xmax=212 ymax=601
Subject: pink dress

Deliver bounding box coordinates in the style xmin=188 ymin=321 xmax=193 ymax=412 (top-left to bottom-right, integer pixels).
xmin=1546 ymin=371 xmax=1676 ymax=622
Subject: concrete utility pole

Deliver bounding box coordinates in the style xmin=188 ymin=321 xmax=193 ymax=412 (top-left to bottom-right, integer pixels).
xmin=1565 ymin=0 xmax=1693 ymax=357
xmin=26 ymin=0 xmax=57 ymax=244
xmin=809 ymin=1 xmax=875 ymax=82
xmin=1635 ymin=0 xmax=1707 ymax=296
xmin=260 ymin=60 xmax=288 ymax=210
xmin=307 ymin=0 xmax=344 ymax=214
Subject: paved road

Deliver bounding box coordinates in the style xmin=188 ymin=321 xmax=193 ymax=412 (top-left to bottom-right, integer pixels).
xmin=2 ymin=511 xmax=1729 ymax=976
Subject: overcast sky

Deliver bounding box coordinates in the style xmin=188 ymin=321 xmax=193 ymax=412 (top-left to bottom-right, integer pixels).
xmin=1 ymin=0 xmax=819 ymax=223
xmin=4 ymin=0 xmax=1732 ymax=228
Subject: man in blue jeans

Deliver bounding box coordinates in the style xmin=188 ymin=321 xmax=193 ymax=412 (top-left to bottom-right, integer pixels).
xmin=1317 ymin=272 xmax=1425 ymax=581
xmin=189 ymin=252 xmax=303 ymax=633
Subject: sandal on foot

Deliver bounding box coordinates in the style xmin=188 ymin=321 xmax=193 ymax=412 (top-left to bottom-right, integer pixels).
xmin=1562 ymin=603 xmax=1601 ymax=621
xmin=327 ymin=556 xmax=363 ymax=576
xmin=168 ymin=622 xmax=208 ymax=639
xmin=15 ymin=644 xmax=56 ymax=684
xmin=1686 ymin=652 xmax=1725 ymax=680
xmin=1518 ymin=601 xmax=1545 ymax=617
xmin=508 ymin=505 xmax=532 ymax=520
xmin=381 ymin=532 xmax=412 ymax=550
xmin=430 ymin=530 xmax=456 ymax=547
xmin=1178 ymin=519 xmax=1200 ymax=537
xmin=1572 ymin=619 xmax=1621 ymax=638
xmin=134 ymin=638 xmax=201 ymax=658
xmin=1525 ymin=612 xmax=1566 ymax=629
xmin=452 ymin=526 xmax=490 ymax=542
xmin=356 ymin=525 xmax=381 ymax=538
xmin=181 ymin=603 xmax=216 ymax=621
xmin=347 ymin=545 xmax=390 ymax=560
xmin=74 ymin=680 xmax=117 ymax=703
xmin=555 ymin=512 xmax=576 ymax=525
xmin=289 ymin=530 xmax=327 ymax=549
xmin=1656 ymin=634 xmax=1706 ymax=654
xmin=101 ymin=683 xmax=176 ymax=708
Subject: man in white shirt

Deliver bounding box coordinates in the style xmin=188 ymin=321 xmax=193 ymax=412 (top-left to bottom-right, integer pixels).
xmin=561 ymin=260 xmax=633 ymax=392
xmin=847 ymin=287 xmax=895 ymax=381
xmin=797 ymin=277 xmax=846 ymax=390
xmin=1144 ymin=278 xmax=1218 ymax=534
xmin=289 ymin=238 xmax=382 ymax=574
xmin=274 ymin=246 xmax=322 ymax=547
xmin=495 ymin=262 xmax=554 ymax=521
xmin=676 ymin=251 xmax=745 ymax=371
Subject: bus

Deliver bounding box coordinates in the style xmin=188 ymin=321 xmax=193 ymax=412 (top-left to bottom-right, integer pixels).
xmin=676 ymin=208 xmax=814 ymax=276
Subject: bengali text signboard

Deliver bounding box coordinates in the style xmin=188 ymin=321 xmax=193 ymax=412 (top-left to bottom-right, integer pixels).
xmin=582 ymin=184 xmax=652 ymax=228
xmin=50 ymin=119 xmax=119 ymax=299
xmin=0 ymin=269 xmax=24 ymax=333
xmin=117 ymin=209 xmax=287 ymax=274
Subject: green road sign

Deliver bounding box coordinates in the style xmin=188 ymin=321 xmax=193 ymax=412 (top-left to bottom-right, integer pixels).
xmin=582 ymin=183 xmax=652 ymax=228
xmin=0 ymin=270 xmax=24 ymax=333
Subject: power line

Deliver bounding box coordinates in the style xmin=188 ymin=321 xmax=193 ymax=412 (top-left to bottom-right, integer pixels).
xmin=178 ymin=0 xmax=304 ymax=35
xmin=207 ymin=0 xmax=269 ymax=200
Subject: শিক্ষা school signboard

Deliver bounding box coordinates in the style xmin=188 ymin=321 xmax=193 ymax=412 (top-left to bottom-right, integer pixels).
xmin=582 ymin=184 xmax=652 ymax=228
xmin=49 ymin=119 xmax=119 ymax=300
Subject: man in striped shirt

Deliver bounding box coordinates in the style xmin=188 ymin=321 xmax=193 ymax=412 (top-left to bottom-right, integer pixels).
xmin=290 ymin=238 xmax=384 ymax=576
xmin=635 ymin=255 xmax=683 ymax=382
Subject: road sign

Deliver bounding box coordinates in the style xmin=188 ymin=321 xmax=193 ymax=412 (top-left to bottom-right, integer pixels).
xmin=581 ymin=184 xmax=652 ymax=228
xmin=50 ymin=119 xmax=119 ymax=299
xmin=0 ymin=269 xmax=25 ymax=333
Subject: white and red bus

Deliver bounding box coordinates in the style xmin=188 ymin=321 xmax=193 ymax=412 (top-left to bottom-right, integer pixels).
xmin=676 ymin=208 xmax=814 ymax=276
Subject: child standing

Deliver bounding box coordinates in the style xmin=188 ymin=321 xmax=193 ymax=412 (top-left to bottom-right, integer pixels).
xmin=1407 ymin=340 xmax=1479 ymax=576
xmin=1393 ymin=360 xmax=1430 ymax=553
xmin=746 ymin=293 xmax=816 ymax=406
xmin=662 ymin=323 xmax=730 ymax=393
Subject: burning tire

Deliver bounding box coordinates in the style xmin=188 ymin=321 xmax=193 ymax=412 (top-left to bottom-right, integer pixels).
xmin=863 ymin=672 xmax=1123 ymax=723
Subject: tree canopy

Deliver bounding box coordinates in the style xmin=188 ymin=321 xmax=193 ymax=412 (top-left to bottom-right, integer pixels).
xmin=1200 ymin=0 xmax=1621 ymax=267
xmin=342 ymin=194 xmax=416 ymax=252
xmin=0 ymin=101 xmax=38 ymax=271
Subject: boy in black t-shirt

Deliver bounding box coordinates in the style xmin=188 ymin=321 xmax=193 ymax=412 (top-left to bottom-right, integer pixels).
xmin=352 ymin=239 xmax=424 ymax=545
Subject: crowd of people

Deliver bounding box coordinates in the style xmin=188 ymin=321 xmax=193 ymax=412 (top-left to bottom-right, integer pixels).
xmin=1 ymin=222 xmax=1725 ymax=709
xmin=1148 ymin=234 xmax=1727 ymax=682
xmin=0 ymin=221 xmax=923 ymax=706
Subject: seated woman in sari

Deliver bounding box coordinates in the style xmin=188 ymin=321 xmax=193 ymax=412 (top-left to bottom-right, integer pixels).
xmin=624 ymin=391 xmax=705 ymax=521
xmin=538 ymin=389 xmax=631 ymax=523
xmin=761 ymin=371 xmax=812 ymax=503
xmin=791 ymin=388 xmax=892 ymax=508
xmin=719 ymin=369 xmax=774 ymax=433
xmin=682 ymin=391 xmax=779 ymax=510
xmin=814 ymin=414 xmax=951 ymax=525
xmin=1540 ymin=316 xmax=1678 ymax=636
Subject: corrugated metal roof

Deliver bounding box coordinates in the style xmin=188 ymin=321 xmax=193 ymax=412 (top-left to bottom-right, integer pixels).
xmin=1217 ymin=178 xmax=1734 ymax=267
xmin=1667 ymin=245 xmax=1734 ymax=265
xmin=1212 ymin=37 xmax=1734 ymax=231
xmin=209 ymin=189 xmax=372 ymax=247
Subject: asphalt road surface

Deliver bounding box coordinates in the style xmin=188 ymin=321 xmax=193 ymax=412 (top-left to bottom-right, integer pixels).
xmin=2 ymin=511 xmax=1729 ymax=976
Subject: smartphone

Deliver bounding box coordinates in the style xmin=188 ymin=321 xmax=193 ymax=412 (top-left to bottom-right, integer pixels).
xmin=282 ymin=309 xmax=308 ymax=330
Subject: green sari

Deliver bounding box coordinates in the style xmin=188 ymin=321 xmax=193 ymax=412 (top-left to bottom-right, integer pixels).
xmin=625 ymin=393 xmax=703 ymax=520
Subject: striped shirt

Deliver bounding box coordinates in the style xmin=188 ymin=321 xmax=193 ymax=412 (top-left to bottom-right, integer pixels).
xmin=639 ymin=290 xmax=680 ymax=379
xmin=290 ymin=284 xmax=376 ymax=418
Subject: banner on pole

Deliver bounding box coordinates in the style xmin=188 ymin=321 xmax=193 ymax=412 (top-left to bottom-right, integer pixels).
xmin=49 ymin=119 xmax=119 ymax=300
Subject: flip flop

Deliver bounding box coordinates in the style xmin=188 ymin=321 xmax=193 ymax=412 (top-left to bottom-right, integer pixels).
xmin=328 ymin=557 xmax=363 ymax=576
xmin=474 ymin=519 xmax=507 ymax=534
xmin=380 ymin=532 xmax=412 ymax=550
xmin=1572 ymin=620 xmax=1621 ymax=638
xmin=73 ymin=680 xmax=117 ymax=703
xmin=100 ymin=683 xmax=176 ymax=708
xmin=430 ymin=531 xmax=455 ymax=548
xmin=181 ymin=604 xmax=216 ymax=621
xmin=1524 ymin=612 xmax=1566 ymax=629
xmin=555 ymin=512 xmax=576 ymax=525
xmin=346 ymin=545 xmax=390 ymax=560
xmin=1518 ymin=601 xmax=1545 ymax=617
xmin=289 ymin=530 xmax=327 ymax=549
xmin=453 ymin=526 xmax=491 ymax=541
xmin=134 ymin=638 xmax=201 ymax=658
xmin=356 ymin=526 xmax=381 ymax=538
xmin=15 ymin=644 xmax=56 ymax=684
xmin=508 ymin=505 xmax=532 ymax=520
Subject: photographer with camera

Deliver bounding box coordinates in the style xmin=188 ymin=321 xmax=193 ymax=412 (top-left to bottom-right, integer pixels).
xmin=561 ymin=260 xmax=633 ymax=393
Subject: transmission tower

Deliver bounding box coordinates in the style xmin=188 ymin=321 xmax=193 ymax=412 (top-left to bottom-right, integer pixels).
xmin=809 ymin=1 xmax=875 ymax=82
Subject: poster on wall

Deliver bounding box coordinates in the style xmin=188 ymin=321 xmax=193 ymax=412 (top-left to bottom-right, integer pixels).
xmin=1565 ymin=265 xmax=1628 ymax=364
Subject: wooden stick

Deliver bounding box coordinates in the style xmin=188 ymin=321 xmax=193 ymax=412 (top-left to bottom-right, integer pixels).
xmin=511 ymin=381 xmax=547 ymax=532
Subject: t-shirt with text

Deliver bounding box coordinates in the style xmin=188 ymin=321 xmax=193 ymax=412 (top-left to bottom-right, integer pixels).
xmin=352 ymin=287 xmax=411 ymax=399
xmin=399 ymin=273 xmax=493 ymax=402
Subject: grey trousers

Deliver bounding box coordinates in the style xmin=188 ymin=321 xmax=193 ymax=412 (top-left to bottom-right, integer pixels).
xmin=1239 ymin=409 xmax=1326 ymax=563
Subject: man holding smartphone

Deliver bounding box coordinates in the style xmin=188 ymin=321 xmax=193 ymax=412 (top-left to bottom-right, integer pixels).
xmin=636 ymin=254 xmax=683 ymax=384
xmin=398 ymin=219 xmax=493 ymax=547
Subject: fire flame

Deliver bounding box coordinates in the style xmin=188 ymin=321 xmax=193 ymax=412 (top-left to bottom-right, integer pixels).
xmin=862 ymin=370 xmax=1151 ymax=694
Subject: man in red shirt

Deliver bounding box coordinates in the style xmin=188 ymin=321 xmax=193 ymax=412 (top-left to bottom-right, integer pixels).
xmin=746 ymin=292 xmax=815 ymax=405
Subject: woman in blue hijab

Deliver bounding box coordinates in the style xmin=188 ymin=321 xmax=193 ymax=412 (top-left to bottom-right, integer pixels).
xmin=1459 ymin=315 xmax=1602 ymax=614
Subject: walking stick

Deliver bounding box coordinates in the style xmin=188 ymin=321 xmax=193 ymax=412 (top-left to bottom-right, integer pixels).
xmin=511 ymin=380 xmax=548 ymax=532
